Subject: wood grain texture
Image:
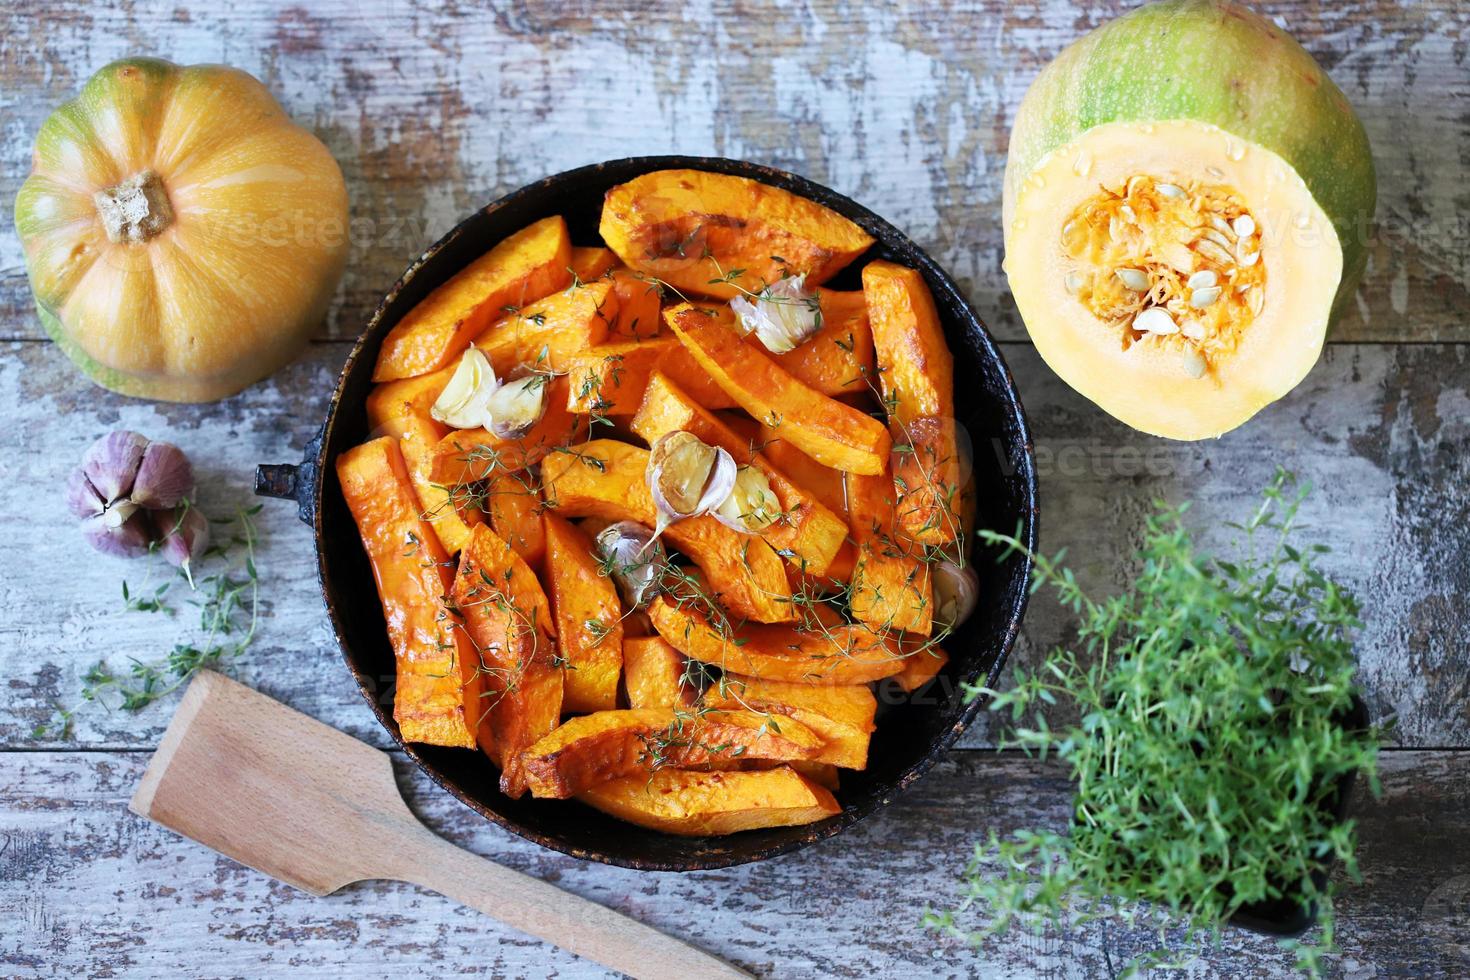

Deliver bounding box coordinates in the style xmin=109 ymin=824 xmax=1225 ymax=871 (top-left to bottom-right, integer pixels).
xmin=0 ymin=1 xmax=1466 ymax=345
xmin=0 ymin=338 xmax=1463 ymax=750
xmin=3 ymin=749 xmax=1467 ymax=978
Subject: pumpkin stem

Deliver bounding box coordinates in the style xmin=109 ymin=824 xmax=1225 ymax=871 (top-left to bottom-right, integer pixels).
xmin=94 ymin=169 xmax=174 ymax=244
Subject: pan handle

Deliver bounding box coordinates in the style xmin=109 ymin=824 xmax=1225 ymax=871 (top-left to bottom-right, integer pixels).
xmin=254 ymin=426 xmax=323 ymax=525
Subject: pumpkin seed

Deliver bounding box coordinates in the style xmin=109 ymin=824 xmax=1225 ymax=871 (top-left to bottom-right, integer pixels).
xmin=1133 ymin=307 xmax=1179 ymax=335
xmin=1232 ymin=214 xmax=1256 ymax=238
xmin=1206 ymin=165 xmax=1225 ymax=179
xmin=1115 ymin=268 xmax=1149 ymax=291
xmin=1156 ymin=182 xmax=1186 ymax=199
xmin=1065 ymin=272 xmax=1085 ymax=294
xmin=1182 ymin=348 xmax=1208 ymax=378
xmin=1209 ymin=216 xmax=1236 ymax=238
xmin=1187 ymin=270 xmax=1218 ymax=290
xmin=1196 ymin=240 xmax=1233 ymax=265
xmin=1190 ymin=286 xmax=1222 ymax=308
xmin=1237 ymin=246 xmax=1261 ymax=268
xmin=1120 ymin=204 xmax=1138 ymax=224
xmin=1202 ymin=228 xmax=1235 ymax=252
xmin=1181 ymin=319 xmax=1207 ymax=340
xmin=1249 ymin=286 xmax=1266 ymax=316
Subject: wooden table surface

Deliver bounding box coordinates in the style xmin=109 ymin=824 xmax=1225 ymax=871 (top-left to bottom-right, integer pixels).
xmin=2 ymin=1 xmax=1467 ymax=976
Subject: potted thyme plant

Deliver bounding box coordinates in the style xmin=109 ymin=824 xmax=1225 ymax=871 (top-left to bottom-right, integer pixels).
xmin=930 ymin=471 xmax=1380 ymax=974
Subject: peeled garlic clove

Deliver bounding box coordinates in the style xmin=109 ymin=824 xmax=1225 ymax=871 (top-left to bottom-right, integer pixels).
xmin=932 ymin=560 xmax=980 ymax=630
xmin=713 ymin=465 xmax=780 ymax=533
xmin=729 ymin=274 xmax=822 ymax=354
xmin=431 ymin=347 xmax=499 ymax=429
xmin=159 ymin=504 xmax=211 ymax=575
xmin=485 ymin=375 xmax=549 ymax=439
xmin=81 ymin=510 xmax=153 ymax=559
xmin=81 ymin=430 xmax=147 ymax=504
xmin=129 ymin=440 xmax=195 ymax=510
xmin=646 ymin=431 xmax=737 ymax=536
xmin=594 ymin=520 xmax=667 ymax=608
xmin=65 ymin=468 xmax=105 ymax=519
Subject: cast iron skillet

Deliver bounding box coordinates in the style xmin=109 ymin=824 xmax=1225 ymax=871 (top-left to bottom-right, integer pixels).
xmin=255 ymin=156 xmax=1039 ymax=870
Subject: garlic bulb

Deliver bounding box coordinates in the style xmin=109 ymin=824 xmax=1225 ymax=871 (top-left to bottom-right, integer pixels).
xmin=712 ymin=465 xmax=780 ymax=533
xmin=485 ymin=375 xmax=549 ymax=439
xmin=932 ymin=560 xmax=980 ymax=630
xmin=645 ymin=431 xmax=737 ymax=537
xmin=594 ymin=521 xmax=667 ymax=608
xmin=67 ymin=430 xmax=198 ymax=560
xmin=729 ymin=274 xmax=822 ymax=353
xmin=431 ymin=347 xmax=499 ymax=429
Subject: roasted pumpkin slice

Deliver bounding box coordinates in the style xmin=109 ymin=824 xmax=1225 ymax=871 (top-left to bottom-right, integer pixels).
xmin=778 ymin=289 xmax=876 ymax=397
xmin=630 ymin=371 xmax=848 ymax=575
xmin=483 ymin=473 xmax=546 ymax=568
xmin=539 ymin=439 xmax=794 ymax=624
xmin=453 ymin=524 xmax=562 ymax=798
xmin=648 ymin=596 xmax=907 ymax=684
xmin=579 ymin=766 xmax=840 ymax=836
xmin=607 ymin=268 xmax=664 ymax=339
xmin=336 ymin=437 xmax=480 ymax=749
xmin=708 ymin=673 xmax=877 ymax=770
xmin=365 ymin=363 xmax=455 ymax=440
xmin=622 ymin=636 xmax=696 ymax=709
xmin=522 ymin=707 xmax=823 ymax=799
xmin=375 ymin=215 xmax=571 ymax=381
xmin=846 ymin=470 xmax=933 ymax=636
xmin=569 ymin=245 xmax=618 ymax=282
xmin=758 ymin=437 xmax=848 ymax=520
xmin=890 ymin=414 xmax=966 ymax=547
xmin=396 ymin=414 xmax=481 ymax=555
xmin=428 ymin=378 xmax=587 ymax=484
xmin=891 ymin=645 xmax=949 ymax=695
xmin=472 ymin=279 xmax=616 ymax=375
xmin=565 ymin=337 xmax=680 ymax=416
xmin=542 ymin=514 xmax=624 ymax=713
xmin=599 ymin=169 xmax=873 ymax=300
xmin=664 ymin=303 xmax=891 ymax=475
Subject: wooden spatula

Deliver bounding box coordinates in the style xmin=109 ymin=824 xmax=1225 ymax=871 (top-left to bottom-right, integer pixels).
xmin=130 ymin=670 xmax=751 ymax=980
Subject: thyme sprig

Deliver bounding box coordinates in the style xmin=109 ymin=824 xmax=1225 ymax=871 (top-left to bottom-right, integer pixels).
xmin=34 ymin=505 xmax=264 ymax=739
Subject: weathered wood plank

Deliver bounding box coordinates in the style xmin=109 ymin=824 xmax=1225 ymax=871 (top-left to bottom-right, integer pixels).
xmin=0 ymin=0 xmax=1465 ymax=346
xmin=1 ymin=337 xmax=1463 ymax=750
xmin=1 ymin=748 xmax=1465 ymax=978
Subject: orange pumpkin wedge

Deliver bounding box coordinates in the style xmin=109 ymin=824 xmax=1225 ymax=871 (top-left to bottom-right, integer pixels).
xmin=472 ymin=279 xmax=616 ymax=375
xmin=428 ymin=377 xmax=586 ymax=485
xmin=622 ymin=635 xmax=696 ymax=709
xmin=846 ymin=470 xmax=933 ymax=636
xmin=453 ymin=524 xmax=562 ymax=798
xmin=375 ymin=216 xmax=572 ymax=381
xmin=579 ymin=767 xmax=839 ymax=836
xmin=336 ymin=437 xmax=480 ymax=749
xmin=484 ymin=473 xmax=546 ymax=568
xmin=599 ymin=169 xmax=873 ymax=301
xmin=891 ymin=414 xmax=966 ymax=546
xmin=539 ymin=439 xmax=794 ymax=624
xmin=630 ymin=370 xmax=848 ymax=575
xmin=365 ymin=363 xmax=454 ymax=440
xmin=707 ymin=673 xmax=876 ymax=769
xmin=777 ymin=288 xmax=876 ymax=397
xmin=891 ymin=645 xmax=950 ymax=695
xmin=664 ymin=303 xmax=891 ymax=475
xmin=648 ymin=596 xmax=907 ymax=684
xmin=396 ymin=414 xmax=481 ymax=555
xmin=564 ymin=337 xmax=680 ymax=416
xmin=522 ymin=707 xmax=823 ymax=799
xmin=569 ymin=245 xmax=618 ymax=282
xmin=608 ymin=268 xmax=664 ymax=339
xmin=542 ymin=514 xmax=623 ymax=713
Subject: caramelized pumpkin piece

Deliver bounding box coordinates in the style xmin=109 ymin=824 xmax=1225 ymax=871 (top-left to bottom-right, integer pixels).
xmin=428 ymin=377 xmax=587 ymax=484
xmin=708 ymin=673 xmax=876 ymax=769
xmin=846 ymin=470 xmax=933 ymax=636
xmin=336 ymin=437 xmax=480 ymax=748
xmin=599 ymin=169 xmax=873 ymax=301
xmin=648 ymin=596 xmax=907 ymax=684
xmin=777 ymin=289 xmax=876 ymax=397
xmin=758 ymin=436 xmax=848 ymax=519
xmin=622 ymin=636 xmax=696 ymax=709
xmin=630 ymin=370 xmax=848 ymax=575
xmin=891 ymin=645 xmax=950 ymax=695
xmin=396 ymin=413 xmax=482 ymax=555
xmin=484 ymin=473 xmax=546 ymax=568
xmin=607 ymin=268 xmax=664 ymax=339
xmin=891 ymin=414 xmax=966 ymax=546
xmin=565 ymin=337 xmax=680 ymax=416
xmin=664 ymin=303 xmax=891 ymax=475
xmin=374 ymin=216 xmax=571 ymax=381
xmin=540 ymin=439 xmax=794 ymax=624
xmin=453 ymin=524 xmax=562 ymax=798
xmin=542 ymin=514 xmax=624 ymax=713
xmin=365 ymin=363 xmax=455 ymax=440
xmin=569 ymin=245 xmax=618 ymax=282
xmin=579 ymin=766 xmax=839 ymax=836
xmin=472 ymin=279 xmax=616 ymax=375
xmin=522 ymin=707 xmax=822 ymax=799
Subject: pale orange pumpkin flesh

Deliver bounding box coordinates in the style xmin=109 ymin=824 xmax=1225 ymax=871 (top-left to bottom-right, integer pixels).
xmin=14 ymin=58 xmax=350 ymax=402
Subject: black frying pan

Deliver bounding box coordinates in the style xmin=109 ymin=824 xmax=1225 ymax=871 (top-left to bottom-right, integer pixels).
xmin=255 ymin=156 xmax=1039 ymax=870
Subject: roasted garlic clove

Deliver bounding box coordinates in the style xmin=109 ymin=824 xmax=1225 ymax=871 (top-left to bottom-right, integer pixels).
xmin=431 ymin=346 xmax=499 ymax=429
xmin=594 ymin=520 xmax=667 ymax=608
xmin=729 ymin=274 xmax=822 ymax=353
xmin=712 ymin=465 xmax=780 ymax=533
xmin=485 ymin=374 xmax=550 ymax=439
xmin=646 ymin=431 xmax=737 ymax=536
xmin=932 ymin=559 xmax=980 ymax=630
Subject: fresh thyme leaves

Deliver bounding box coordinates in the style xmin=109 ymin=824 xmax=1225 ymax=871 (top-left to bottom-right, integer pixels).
xmin=928 ymin=472 xmax=1378 ymax=976
xmin=34 ymin=505 xmax=264 ymax=739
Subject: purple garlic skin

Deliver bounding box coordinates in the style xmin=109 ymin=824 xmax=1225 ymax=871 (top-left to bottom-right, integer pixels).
xmin=159 ymin=505 xmax=210 ymax=570
xmin=69 ymin=430 xmax=200 ymax=560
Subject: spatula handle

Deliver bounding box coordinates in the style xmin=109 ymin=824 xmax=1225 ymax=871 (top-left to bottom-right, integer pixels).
xmin=385 ymin=824 xmax=752 ymax=980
